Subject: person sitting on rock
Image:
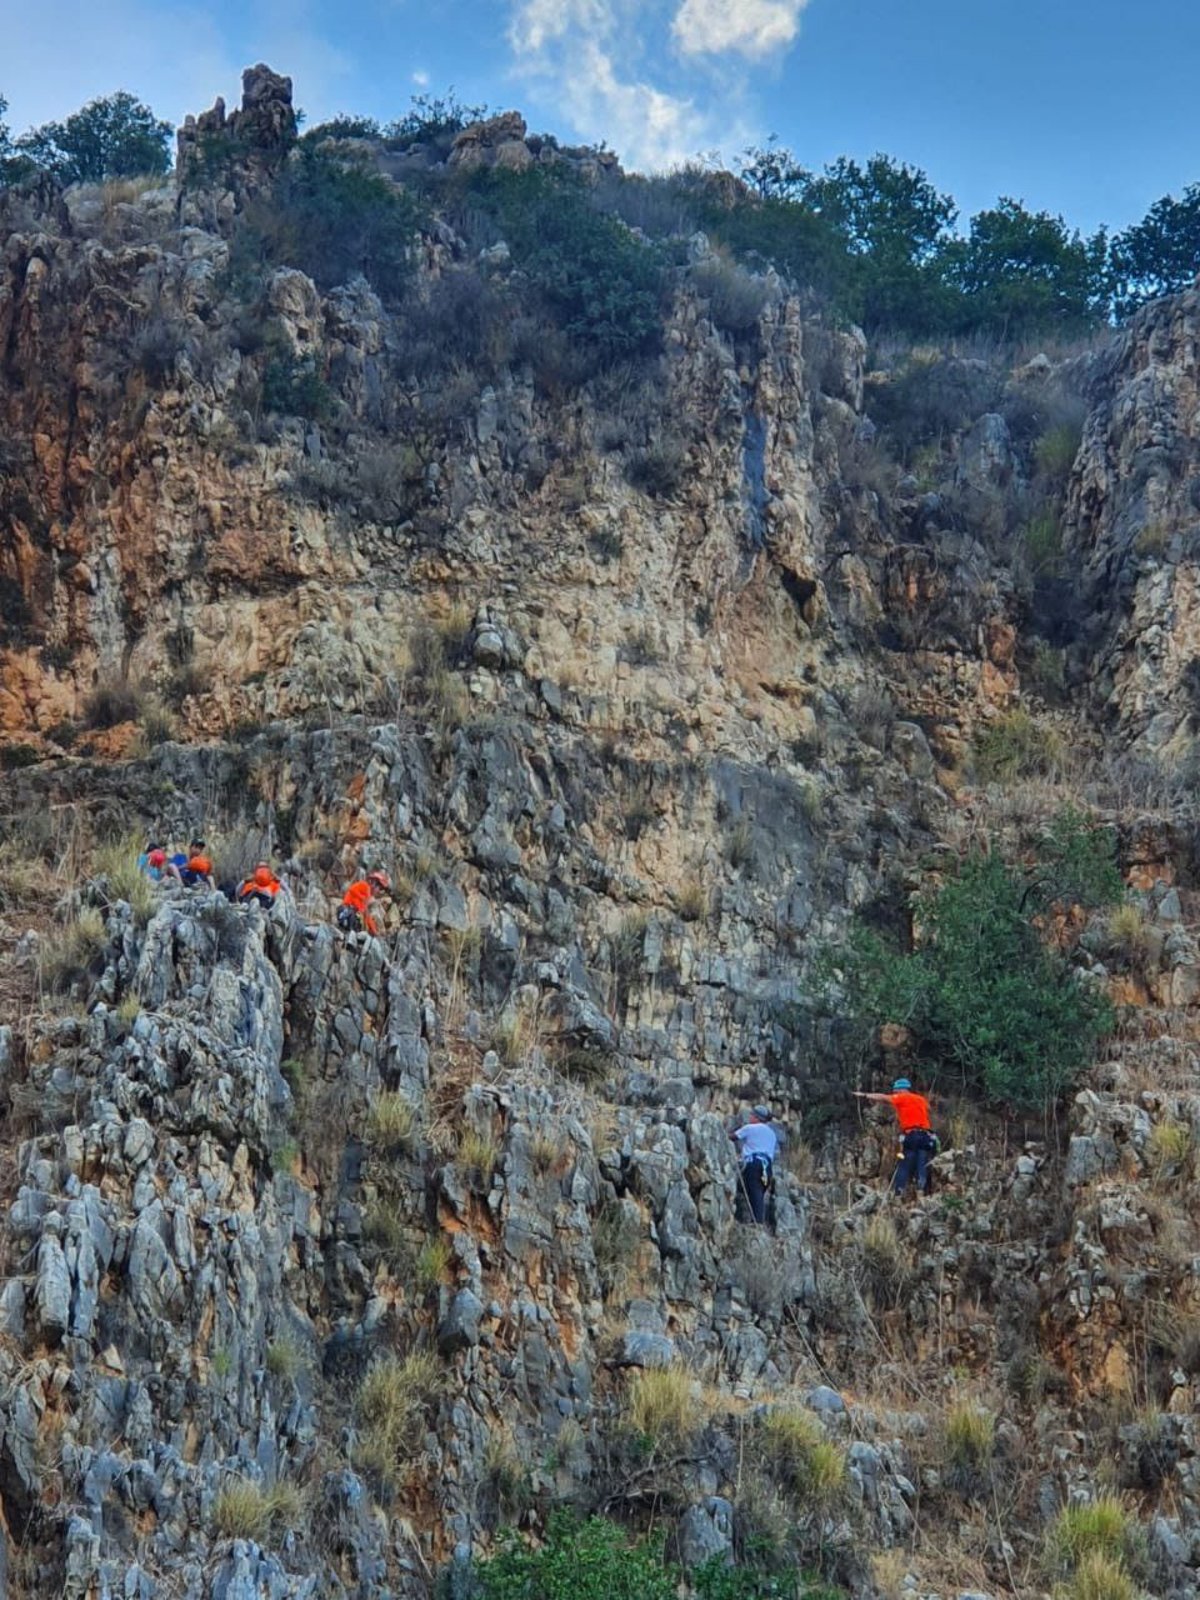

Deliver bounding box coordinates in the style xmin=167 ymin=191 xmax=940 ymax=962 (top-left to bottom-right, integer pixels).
xmin=179 ymin=839 xmax=215 ymax=889
xmin=854 ymin=1079 xmax=937 ymax=1196
xmin=237 ymin=862 xmax=282 ymax=909
xmin=730 ymin=1104 xmax=779 ymax=1225
xmin=138 ymin=841 xmax=168 ymax=882
xmin=337 ymin=871 xmax=390 ymax=936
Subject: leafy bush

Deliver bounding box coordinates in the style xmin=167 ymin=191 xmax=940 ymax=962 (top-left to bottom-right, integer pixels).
xmin=233 ymin=144 xmax=421 ymax=299
xmin=1039 ymin=808 xmax=1124 ymax=908
xmin=1 ymin=743 xmax=39 ymax=771
xmin=462 ymin=168 xmax=666 ymax=365
xmin=261 ymin=348 xmax=332 ymax=419
xmin=825 ymin=841 xmax=1115 ymax=1106
xmin=690 ymin=255 xmax=772 ymax=334
xmin=472 ymin=1513 xmax=678 ymax=1600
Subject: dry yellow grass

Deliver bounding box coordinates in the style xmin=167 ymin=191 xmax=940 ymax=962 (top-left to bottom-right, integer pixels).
xmin=625 ymin=1365 xmax=700 ymax=1445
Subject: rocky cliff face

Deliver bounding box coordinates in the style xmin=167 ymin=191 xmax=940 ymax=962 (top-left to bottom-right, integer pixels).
xmin=4 ymin=64 xmax=1200 ymax=1600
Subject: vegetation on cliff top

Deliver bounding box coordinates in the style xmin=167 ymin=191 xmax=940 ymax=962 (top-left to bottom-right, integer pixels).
xmin=4 ymin=85 xmax=1200 ymax=340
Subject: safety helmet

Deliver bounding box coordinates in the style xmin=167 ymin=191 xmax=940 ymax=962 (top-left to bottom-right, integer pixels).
xmin=148 ymin=849 xmax=166 ymax=868
xmin=368 ymin=871 xmax=391 ymax=890
xmin=892 ymin=1078 xmax=912 ymax=1091
xmin=254 ymin=865 xmax=273 ymax=887
xmin=752 ymin=1105 xmax=772 ymax=1122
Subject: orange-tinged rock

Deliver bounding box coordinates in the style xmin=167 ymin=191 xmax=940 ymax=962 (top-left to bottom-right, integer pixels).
xmin=985 ymin=617 xmax=1016 ymax=666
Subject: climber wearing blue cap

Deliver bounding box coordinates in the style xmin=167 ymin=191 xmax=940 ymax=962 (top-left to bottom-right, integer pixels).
xmin=854 ymin=1079 xmax=936 ymax=1196
xmin=730 ymin=1104 xmax=779 ymax=1225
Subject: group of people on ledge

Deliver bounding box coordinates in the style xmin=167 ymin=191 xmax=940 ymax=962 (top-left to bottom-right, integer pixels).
xmin=730 ymin=1078 xmax=936 ymax=1225
xmin=136 ymin=838 xmax=391 ymax=933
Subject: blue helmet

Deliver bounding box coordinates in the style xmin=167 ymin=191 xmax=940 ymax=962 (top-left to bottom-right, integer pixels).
xmin=892 ymin=1078 xmax=912 ymax=1091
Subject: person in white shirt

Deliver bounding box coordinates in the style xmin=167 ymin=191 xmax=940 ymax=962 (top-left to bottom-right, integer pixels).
xmin=730 ymin=1105 xmax=779 ymax=1225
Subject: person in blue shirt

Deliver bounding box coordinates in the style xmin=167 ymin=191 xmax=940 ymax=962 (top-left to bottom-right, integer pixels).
xmin=730 ymin=1105 xmax=780 ymax=1225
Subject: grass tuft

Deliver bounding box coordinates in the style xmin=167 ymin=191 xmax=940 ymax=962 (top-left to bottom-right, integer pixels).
xmin=355 ymin=1351 xmax=444 ymax=1494
xmin=458 ymin=1129 xmax=499 ymax=1182
xmin=1047 ymin=1495 xmax=1134 ymax=1575
xmin=760 ymin=1407 xmax=846 ymax=1507
xmin=366 ymin=1091 xmax=418 ymax=1152
xmin=212 ymin=1478 xmax=303 ymax=1540
xmin=625 ymin=1364 xmax=699 ymax=1446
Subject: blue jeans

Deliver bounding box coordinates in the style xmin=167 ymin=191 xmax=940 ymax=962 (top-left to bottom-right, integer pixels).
xmin=740 ymin=1157 xmax=772 ymax=1224
xmin=894 ymin=1131 xmax=934 ymax=1194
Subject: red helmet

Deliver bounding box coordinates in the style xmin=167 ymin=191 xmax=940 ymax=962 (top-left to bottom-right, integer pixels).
xmin=254 ymin=864 xmax=273 ymax=888
xmin=368 ymin=871 xmax=391 ymax=890
xmin=148 ymin=849 xmax=166 ymax=868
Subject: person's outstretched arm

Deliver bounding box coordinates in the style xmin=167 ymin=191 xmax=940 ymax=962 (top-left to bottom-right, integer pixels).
xmin=853 ymin=1091 xmax=892 ymax=1103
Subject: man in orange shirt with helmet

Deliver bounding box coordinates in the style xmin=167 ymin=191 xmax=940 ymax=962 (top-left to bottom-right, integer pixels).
xmin=855 ymin=1079 xmax=937 ymax=1196
xmin=338 ymin=870 xmax=391 ymax=936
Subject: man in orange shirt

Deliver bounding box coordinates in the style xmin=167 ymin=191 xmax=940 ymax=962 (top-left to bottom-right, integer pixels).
xmin=337 ymin=871 xmax=390 ymax=936
xmin=238 ymin=863 xmax=283 ymax=909
xmin=854 ymin=1079 xmax=936 ymax=1196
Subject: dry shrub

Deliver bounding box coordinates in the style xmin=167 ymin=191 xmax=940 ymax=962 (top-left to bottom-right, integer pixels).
xmin=1146 ymin=1118 xmax=1192 ymax=1182
xmin=625 ymin=1365 xmax=699 ymax=1446
xmin=415 ymin=1236 xmax=452 ymax=1290
xmin=83 ymin=677 xmax=146 ymax=729
xmin=212 ymin=1478 xmax=303 ymax=1540
xmin=759 ymin=1407 xmax=846 ymax=1507
xmin=356 ymin=1351 xmax=444 ymax=1494
xmin=93 ymin=834 xmax=157 ymax=925
xmin=367 ymin=1091 xmax=418 ymax=1152
xmin=39 ymin=907 xmax=107 ymax=992
xmin=941 ymin=1399 xmax=995 ymax=1496
xmin=458 ymin=1129 xmax=500 ymax=1182
xmin=860 ymin=1214 xmax=910 ymax=1305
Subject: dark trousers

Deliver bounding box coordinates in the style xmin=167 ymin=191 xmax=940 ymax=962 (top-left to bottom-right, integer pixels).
xmin=740 ymin=1158 xmax=772 ymax=1224
xmin=894 ymin=1130 xmax=934 ymax=1195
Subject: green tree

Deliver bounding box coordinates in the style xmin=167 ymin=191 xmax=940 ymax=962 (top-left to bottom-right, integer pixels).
xmin=825 ymin=819 xmax=1118 ymax=1108
xmin=799 ymin=154 xmax=957 ymax=329
xmin=941 ymin=197 xmax=1110 ymax=337
xmin=1110 ymin=184 xmax=1200 ymax=316
xmin=15 ymin=91 xmax=172 ymax=184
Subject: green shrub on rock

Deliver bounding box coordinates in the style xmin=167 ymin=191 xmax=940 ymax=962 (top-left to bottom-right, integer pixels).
xmin=821 ymin=821 xmax=1117 ymax=1107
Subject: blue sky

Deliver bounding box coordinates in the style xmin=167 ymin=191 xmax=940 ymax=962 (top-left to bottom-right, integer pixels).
xmin=4 ymin=0 xmax=1199 ymax=233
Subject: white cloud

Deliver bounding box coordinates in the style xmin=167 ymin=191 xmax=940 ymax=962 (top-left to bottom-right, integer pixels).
xmin=411 ymin=69 xmax=431 ymax=87
xmin=507 ymin=0 xmax=749 ymax=169
xmin=672 ymin=0 xmax=810 ymax=59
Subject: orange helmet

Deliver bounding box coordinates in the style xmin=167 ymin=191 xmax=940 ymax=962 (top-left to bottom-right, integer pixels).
xmin=368 ymin=871 xmax=391 ymax=890
xmin=254 ymin=864 xmax=273 ymax=888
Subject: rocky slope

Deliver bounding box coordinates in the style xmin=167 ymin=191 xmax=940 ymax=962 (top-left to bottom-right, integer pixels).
xmin=2 ymin=63 xmax=1200 ymax=1600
